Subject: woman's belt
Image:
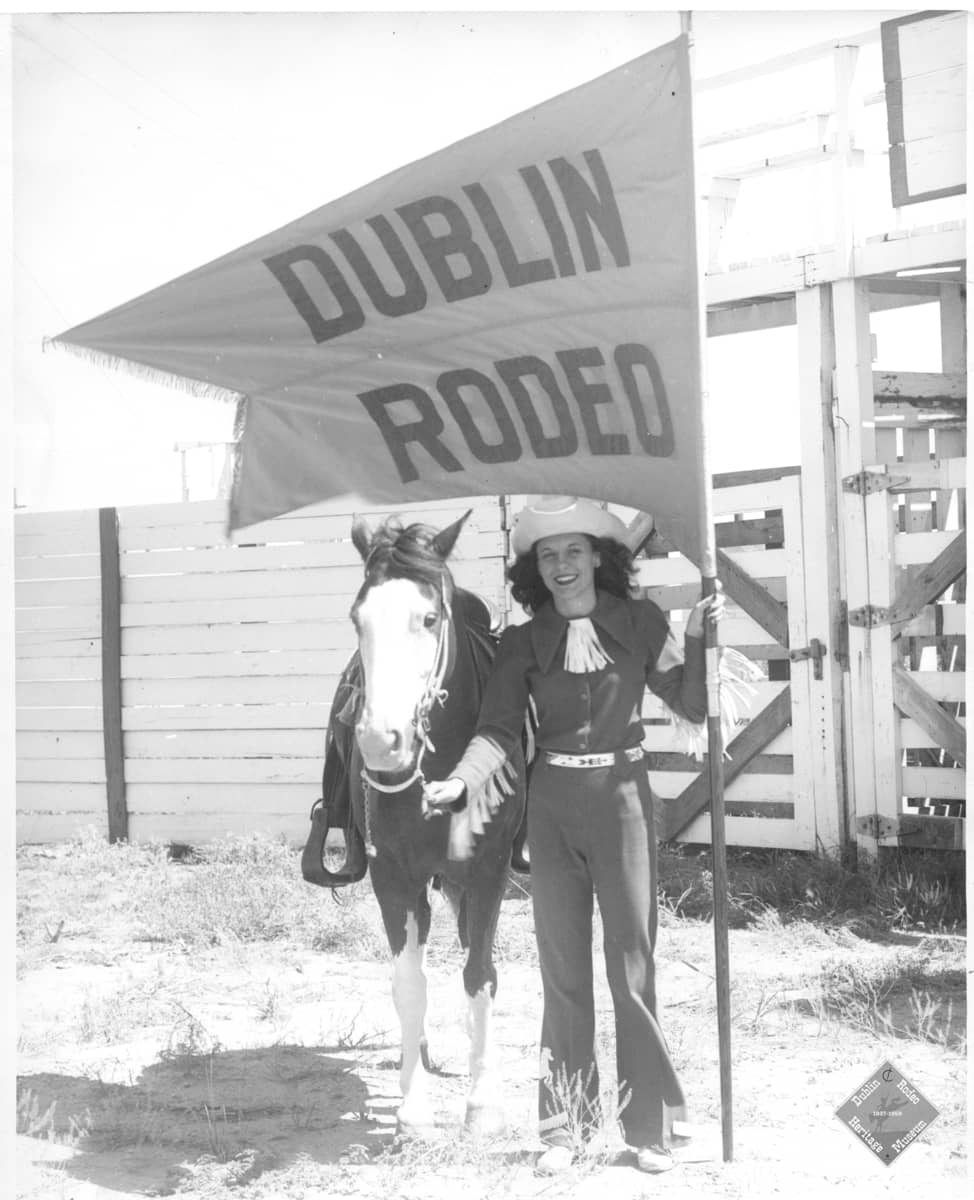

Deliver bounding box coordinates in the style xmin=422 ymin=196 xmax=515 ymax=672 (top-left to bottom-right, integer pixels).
xmin=543 ymin=746 xmax=644 ymax=769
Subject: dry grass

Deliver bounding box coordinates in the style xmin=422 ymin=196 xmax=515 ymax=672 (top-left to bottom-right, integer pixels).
xmin=656 ymin=843 xmax=966 ymax=933
xmin=15 ymin=830 xmax=967 ymax=1199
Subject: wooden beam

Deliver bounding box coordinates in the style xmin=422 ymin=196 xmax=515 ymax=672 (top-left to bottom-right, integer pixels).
xmin=707 ymin=298 xmax=796 ymax=338
xmin=857 ymin=813 xmax=965 ymax=850
xmin=892 ymin=663 xmax=966 ymax=766
xmin=713 ymin=466 xmax=801 ymax=489
xmin=716 ymin=551 xmax=791 ymax=649
xmin=873 ymin=370 xmax=966 ymax=406
xmin=661 ymin=686 xmax=792 ymax=840
xmin=651 ymin=752 xmax=793 ymax=775
xmin=888 ymin=530 xmax=967 ymax=624
xmin=99 ymin=507 xmax=128 ymax=843
xmin=645 ymin=516 xmax=785 ymax=555
xmin=705 ymin=225 xmax=966 ymax=306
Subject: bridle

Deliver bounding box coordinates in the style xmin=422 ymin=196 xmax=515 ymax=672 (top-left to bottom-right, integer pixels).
xmin=359 ymin=575 xmax=453 ymax=854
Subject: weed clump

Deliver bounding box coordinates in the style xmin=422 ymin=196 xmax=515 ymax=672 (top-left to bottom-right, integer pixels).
xmin=657 ymin=845 xmax=964 ymax=934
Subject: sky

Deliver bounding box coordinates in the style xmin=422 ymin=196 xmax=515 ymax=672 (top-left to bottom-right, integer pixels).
xmin=6 ymin=4 xmax=955 ymax=514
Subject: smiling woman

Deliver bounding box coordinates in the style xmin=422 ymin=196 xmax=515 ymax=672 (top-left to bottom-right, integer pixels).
xmin=424 ymin=495 xmax=725 ymax=1174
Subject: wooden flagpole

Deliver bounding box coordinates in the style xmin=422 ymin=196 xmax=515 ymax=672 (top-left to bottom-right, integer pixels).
xmin=681 ymin=10 xmax=734 ymax=1162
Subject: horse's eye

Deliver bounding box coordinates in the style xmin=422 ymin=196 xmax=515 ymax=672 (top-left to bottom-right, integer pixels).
xmin=423 ymin=612 xmax=438 ymax=630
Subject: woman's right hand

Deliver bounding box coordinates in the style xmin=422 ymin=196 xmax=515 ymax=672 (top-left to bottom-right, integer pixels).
xmin=423 ymin=776 xmax=467 ymax=814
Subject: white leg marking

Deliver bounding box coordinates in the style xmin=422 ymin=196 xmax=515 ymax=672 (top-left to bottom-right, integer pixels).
xmin=465 ymin=984 xmax=505 ymax=1134
xmin=392 ymin=911 xmax=434 ymax=1130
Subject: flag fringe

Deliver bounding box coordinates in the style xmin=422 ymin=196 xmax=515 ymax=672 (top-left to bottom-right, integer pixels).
xmin=43 ymin=338 xmax=243 ymax=406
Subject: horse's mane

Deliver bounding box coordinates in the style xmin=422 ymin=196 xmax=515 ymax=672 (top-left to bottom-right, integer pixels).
xmin=362 ymin=519 xmax=454 ymax=594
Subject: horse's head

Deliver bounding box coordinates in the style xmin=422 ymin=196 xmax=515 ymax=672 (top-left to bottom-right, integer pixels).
xmin=350 ymin=511 xmax=469 ymax=778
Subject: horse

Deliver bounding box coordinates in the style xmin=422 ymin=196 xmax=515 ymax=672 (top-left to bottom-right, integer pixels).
xmin=322 ymin=510 xmax=527 ymax=1136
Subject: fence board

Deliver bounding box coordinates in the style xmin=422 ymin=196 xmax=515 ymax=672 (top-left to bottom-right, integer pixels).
xmin=904 ymin=672 xmax=966 ymax=702
xmin=17 ymin=782 xmax=109 ymax=810
xmin=16 ymin=508 xmax=99 ymax=534
xmin=122 ymin=623 xmax=352 ymax=656
xmin=128 ymin=812 xmax=306 ymax=844
xmin=900 ymin=604 xmax=966 ymax=637
xmin=18 ymin=759 xmax=107 ymax=783
xmin=16 ymin=606 xmax=101 ymax=634
xmin=125 ymin=782 xmax=311 ymax=813
xmin=119 ymin=588 xmax=507 ymax=629
xmin=17 ymin=637 xmax=100 ymax=660
xmin=121 ymin=649 xmax=349 ymax=680
xmin=17 ymin=732 xmax=107 ymax=758
xmin=652 ymin=774 xmax=793 ymax=802
xmin=125 ymin=729 xmax=325 ymax=758
xmin=122 ymin=704 xmax=331 ymax=731
xmin=644 ymin=578 xmax=788 ymax=611
xmin=18 ymin=813 xmax=109 ymax=843
xmin=118 ymin=499 xmax=501 ymax=551
xmin=636 ymin=548 xmax=786 ymax=586
xmin=900 ymin=766 xmax=967 ymax=800
xmin=710 ymin=480 xmax=795 ymax=513
xmin=16 ymin=680 xmax=103 ymax=708
xmin=899 ymin=716 xmax=966 ymax=750
xmin=17 ymin=709 xmax=105 ymax=732
xmin=16 ymin=657 xmax=103 ymax=682
xmin=123 ymin=676 xmax=338 ymax=706
xmin=15 ymin=553 xmax=101 ymax=582
xmin=676 ymin=813 xmax=809 ymax=850
xmin=643 ymin=680 xmax=787 ymax=720
xmin=121 ymin=559 xmax=503 ymax=604
xmin=895 ymin=529 xmax=961 ymax=566
xmin=126 ymin=758 xmax=320 ymax=784
xmin=119 ymin=530 xmax=506 ymax=576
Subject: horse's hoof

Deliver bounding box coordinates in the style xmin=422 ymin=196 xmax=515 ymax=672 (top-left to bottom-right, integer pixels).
xmin=396 ymin=1109 xmax=438 ymax=1139
xmin=464 ymin=1103 xmax=506 ymax=1138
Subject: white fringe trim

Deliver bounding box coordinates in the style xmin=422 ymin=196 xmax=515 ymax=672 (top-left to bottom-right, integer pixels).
xmin=670 ymin=647 xmax=763 ymax=762
xmin=447 ymin=759 xmax=517 ymax=860
xmin=43 ymin=338 xmax=244 ymax=406
xmin=564 ymin=618 xmax=613 ymax=673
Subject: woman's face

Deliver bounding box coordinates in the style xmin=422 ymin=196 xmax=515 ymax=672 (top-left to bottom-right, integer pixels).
xmin=535 ymin=532 xmax=600 ymax=613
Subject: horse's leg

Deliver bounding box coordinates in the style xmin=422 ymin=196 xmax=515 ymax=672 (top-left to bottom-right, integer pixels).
xmin=375 ymin=878 xmax=436 ymax=1134
xmin=459 ymin=871 xmax=507 ymax=1136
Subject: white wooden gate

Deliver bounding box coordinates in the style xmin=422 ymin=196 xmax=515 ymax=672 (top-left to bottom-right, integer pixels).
xmin=633 ymin=471 xmax=838 ymax=852
xmin=843 ymin=455 xmax=966 ymax=850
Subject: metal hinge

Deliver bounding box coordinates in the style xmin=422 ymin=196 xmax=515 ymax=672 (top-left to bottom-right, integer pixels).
xmin=847 ymin=604 xmax=891 ymax=628
xmin=857 ymin=814 xmax=899 ymax=839
xmin=789 ymin=637 xmax=827 ymax=680
xmin=841 ymin=469 xmax=909 ymax=496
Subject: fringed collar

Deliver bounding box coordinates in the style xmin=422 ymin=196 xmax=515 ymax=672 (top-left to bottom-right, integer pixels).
xmin=530 ymin=591 xmax=640 ymax=674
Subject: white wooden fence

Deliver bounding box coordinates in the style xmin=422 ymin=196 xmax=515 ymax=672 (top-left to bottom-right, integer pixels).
xmin=15 ymin=471 xmax=965 ymax=852
xmin=15 ymin=496 xmax=507 ymax=845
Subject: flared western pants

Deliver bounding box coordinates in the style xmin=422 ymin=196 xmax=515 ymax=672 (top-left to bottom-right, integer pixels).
xmin=529 ymin=754 xmax=686 ymax=1149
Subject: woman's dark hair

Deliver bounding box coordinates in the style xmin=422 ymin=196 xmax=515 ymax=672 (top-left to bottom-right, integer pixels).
xmin=507 ymin=535 xmax=637 ymax=615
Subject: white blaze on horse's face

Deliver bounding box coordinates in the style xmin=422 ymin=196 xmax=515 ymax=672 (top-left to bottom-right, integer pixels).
xmin=354 ymin=577 xmax=443 ymax=773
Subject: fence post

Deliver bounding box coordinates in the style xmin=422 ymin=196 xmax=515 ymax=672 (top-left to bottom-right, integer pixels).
xmin=99 ymin=507 xmax=128 ymax=842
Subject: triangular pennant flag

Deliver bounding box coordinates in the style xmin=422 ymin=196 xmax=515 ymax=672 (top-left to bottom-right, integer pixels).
xmin=52 ymin=35 xmax=706 ymax=558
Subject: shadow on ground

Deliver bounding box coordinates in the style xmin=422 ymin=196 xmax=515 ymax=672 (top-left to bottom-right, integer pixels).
xmin=18 ymin=1043 xmax=390 ymax=1194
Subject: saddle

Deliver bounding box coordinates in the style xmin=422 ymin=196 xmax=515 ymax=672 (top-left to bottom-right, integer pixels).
xmin=301 ymin=589 xmax=528 ymax=887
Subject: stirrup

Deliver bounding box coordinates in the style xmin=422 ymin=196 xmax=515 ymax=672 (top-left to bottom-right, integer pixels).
xmin=301 ymin=797 xmax=367 ymax=887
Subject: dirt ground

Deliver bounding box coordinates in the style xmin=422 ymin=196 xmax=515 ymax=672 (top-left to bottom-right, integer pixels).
xmin=15 ymin=855 xmax=969 ymax=1200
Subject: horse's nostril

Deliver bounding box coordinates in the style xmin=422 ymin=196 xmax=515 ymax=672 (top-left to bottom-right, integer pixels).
xmin=388 ymin=730 xmax=401 ymax=753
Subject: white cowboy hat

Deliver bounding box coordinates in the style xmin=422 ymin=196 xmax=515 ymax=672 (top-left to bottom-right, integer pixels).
xmin=511 ymin=496 xmax=628 ymax=557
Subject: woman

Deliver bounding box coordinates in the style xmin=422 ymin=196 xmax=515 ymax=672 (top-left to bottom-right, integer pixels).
xmin=425 ymin=496 xmax=724 ymax=1175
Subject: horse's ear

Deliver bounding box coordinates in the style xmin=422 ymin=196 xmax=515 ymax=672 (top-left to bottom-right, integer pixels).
xmin=432 ymin=509 xmax=471 ymax=560
xmin=351 ymin=516 xmax=373 ymax=562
